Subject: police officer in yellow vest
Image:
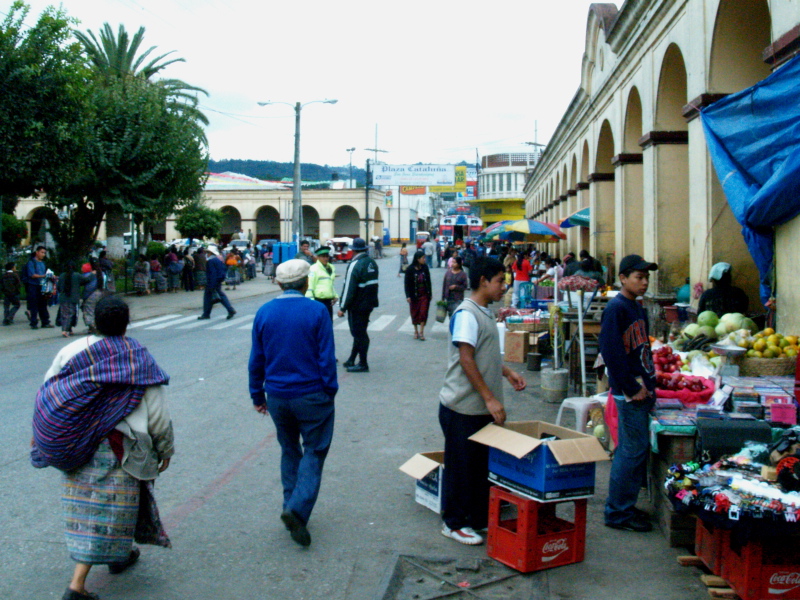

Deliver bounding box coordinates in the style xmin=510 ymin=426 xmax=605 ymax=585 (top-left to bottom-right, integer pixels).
xmin=306 ymin=247 xmax=338 ymax=319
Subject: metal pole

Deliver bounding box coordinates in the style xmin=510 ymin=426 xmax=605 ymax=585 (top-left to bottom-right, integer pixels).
xmin=292 ymin=101 xmax=302 ymax=243
xmin=365 ymin=159 xmax=371 ymax=240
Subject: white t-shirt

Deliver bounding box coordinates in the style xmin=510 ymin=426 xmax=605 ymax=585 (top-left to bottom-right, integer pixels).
xmin=450 ymin=304 xmax=494 ymax=348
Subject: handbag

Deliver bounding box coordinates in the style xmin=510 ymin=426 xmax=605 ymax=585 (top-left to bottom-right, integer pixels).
xmin=400 ymin=264 xmax=408 ymax=272
xmin=435 ymin=303 xmax=447 ymax=323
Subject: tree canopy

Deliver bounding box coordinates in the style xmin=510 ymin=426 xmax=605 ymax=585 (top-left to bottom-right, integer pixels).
xmin=174 ymin=199 xmax=223 ymax=240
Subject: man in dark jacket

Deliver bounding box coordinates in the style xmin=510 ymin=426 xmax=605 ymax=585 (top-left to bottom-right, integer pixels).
xmin=197 ymin=247 xmax=236 ymax=320
xmin=337 ymin=238 xmax=378 ymax=372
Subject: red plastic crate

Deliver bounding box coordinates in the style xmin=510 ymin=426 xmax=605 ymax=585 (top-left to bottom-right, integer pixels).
xmin=694 ymin=519 xmax=728 ymax=576
xmin=721 ymin=534 xmax=800 ymax=600
xmin=487 ymin=485 xmax=586 ymax=573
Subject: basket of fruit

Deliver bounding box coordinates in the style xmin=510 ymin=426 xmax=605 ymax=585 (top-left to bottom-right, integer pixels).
xmin=737 ymin=329 xmax=798 ymax=377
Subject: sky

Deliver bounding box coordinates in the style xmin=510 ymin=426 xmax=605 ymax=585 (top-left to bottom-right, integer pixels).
xmin=16 ymin=0 xmax=602 ymax=169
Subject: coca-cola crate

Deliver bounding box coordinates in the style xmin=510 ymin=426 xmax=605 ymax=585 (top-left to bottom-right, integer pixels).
xmin=487 ymin=485 xmax=587 ymax=573
xmin=694 ymin=519 xmax=728 ymax=575
xmin=721 ymin=534 xmax=800 ymax=600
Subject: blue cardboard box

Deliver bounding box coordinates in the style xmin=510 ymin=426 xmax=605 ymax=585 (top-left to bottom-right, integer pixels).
xmin=399 ymin=451 xmax=444 ymax=513
xmin=470 ymin=421 xmax=609 ymax=502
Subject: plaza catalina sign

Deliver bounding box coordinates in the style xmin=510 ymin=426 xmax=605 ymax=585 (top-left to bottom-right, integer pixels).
xmin=373 ymin=164 xmax=455 ymax=186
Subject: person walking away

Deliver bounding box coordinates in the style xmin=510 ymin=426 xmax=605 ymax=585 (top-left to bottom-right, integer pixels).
xmin=442 ymin=256 xmax=468 ymax=318
xmin=2 ymin=261 xmax=22 ymax=325
xmin=438 ymin=257 xmax=527 ymax=545
xmin=57 ymin=261 xmax=83 ymax=338
xmin=405 ymin=250 xmax=432 ymax=340
xmin=249 ymin=259 xmax=337 ymax=547
xmin=511 ymin=251 xmax=533 ymax=308
xmin=295 ymin=240 xmax=316 ymax=265
xmin=150 ymin=255 xmax=166 ymax=293
xmin=262 ymin=243 xmax=275 ymax=280
xmin=306 ymin=247 xmax=338 ymax=319
xmin=337 ymin=238 xmax=378 ymax=373
xmin=181 ymin=249 xmax=195 ymax=292
xmin=421 ymin=238 xmax=435 ymax=269
xmin=197 ymin=247 xmax=236 ymax=321
xmin=398 ymin=242 xmax=409 ymax=277
xmin=224 ymin=249 xmax=241 ymax=290
xmin=24 ymin=246 xmax=52 ymax=329
xmin=81 ymin=259 xmax=106 ymax=335
xmin=98 ymin=250 xmax=115 ymax=293
xmin=32 ymin=295 xmax=173 ymax=600
xmin=600 ymin=254 xmax=658 ymax=533
xmin=133 ymin=255 xmax=150 ymax=296
xmin=436 ymin=238 xmax=443 ymax=268
xmin=193 ymin=248 xmax=207 ymax=289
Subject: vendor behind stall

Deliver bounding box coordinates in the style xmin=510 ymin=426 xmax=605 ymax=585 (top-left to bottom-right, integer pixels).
xmin=698 ymin=262 xmax=749 ymax=317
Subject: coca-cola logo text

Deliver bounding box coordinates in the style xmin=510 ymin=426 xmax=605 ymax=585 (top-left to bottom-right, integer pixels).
xmin=542 ymin=539 xmax=569 ymax=554
xmin=770 ymin=572 xmax=800 ymax=585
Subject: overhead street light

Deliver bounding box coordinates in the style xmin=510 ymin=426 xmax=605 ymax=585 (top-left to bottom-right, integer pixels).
xmin=258 ymin=99 xmax=338 ymax=242
xmin=346 ymin=147 xmax=356 ymax=188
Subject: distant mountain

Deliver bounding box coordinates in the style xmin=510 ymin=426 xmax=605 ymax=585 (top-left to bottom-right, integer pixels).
xmin=208 ymin=159 xmax=366 ymax=185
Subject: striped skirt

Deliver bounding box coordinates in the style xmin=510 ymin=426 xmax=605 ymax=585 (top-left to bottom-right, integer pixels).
xmin=62 ymin=440 xmax=139 ymax=564
xmin=194 ymin=270 xmax=207 ymax=287
xmin=59 ymin=302 xmax=77 ymax=333
xmin=152 ymin=271 xmax=166 ymax=292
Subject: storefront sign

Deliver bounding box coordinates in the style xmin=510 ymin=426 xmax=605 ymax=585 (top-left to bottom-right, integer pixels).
xmin=430 ymin=166 xmax=467 ymax=193
xmin=373 ymin=164 xmax=455 ymax=186
xmin=400 ymin=186 xmax=426 ymax=195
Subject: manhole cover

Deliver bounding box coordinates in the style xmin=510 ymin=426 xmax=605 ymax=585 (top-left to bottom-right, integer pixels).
xmin=376 ymin=555 xmax=548 ymax=599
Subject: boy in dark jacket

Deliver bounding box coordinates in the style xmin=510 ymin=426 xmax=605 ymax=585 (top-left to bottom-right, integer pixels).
xmin=600 ymin=254 xmax=657 ymax=533
xmin=2 ymin=262 xmax=21 ymax=325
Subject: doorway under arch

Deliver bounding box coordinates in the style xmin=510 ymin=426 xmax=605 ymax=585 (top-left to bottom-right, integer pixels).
xmin=333 ymin=205 xmax=360 ymax=238
xmin=220 ymin=206 xmax=242 ymax=245
xmin=256 ymin=206 xmax=280 ymax=240
xmin=373 ymin=207 xmax=383 ymax=238
xmin=303 ymin=206 xmax=320 ymax=240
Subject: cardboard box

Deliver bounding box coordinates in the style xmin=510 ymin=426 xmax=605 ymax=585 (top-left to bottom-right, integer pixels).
xmin=399 ymin=451 xmax=444 ymax=513
xmin=470 ymin=421 xmax=609 ymax=502
xmin=504 ymin=331 xmax=530 ymax=363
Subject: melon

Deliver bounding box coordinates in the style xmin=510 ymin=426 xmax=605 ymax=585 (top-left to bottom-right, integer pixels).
xmin=683 ymin=323 xmax=700 ymax=339
xmin=697 ymin=325 xmax=717 ymax=340
xmin=697 ymin=311 xmax=720 ymax=328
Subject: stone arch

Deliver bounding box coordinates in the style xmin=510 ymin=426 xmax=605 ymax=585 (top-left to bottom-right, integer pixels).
xmin=655 ymin=44 xmax=688 ymax=131
xmin=709 ymin=0 xmax=771 ymax=94
xmin=256 ymin=205 xmax=280 ymax=240
xmin=219 ymin=205 xmax=241 ymax=244
xmin=592 ymin=120 xmax=615 ymax=263
xmin=653 ymin=43 xmax=690 ymax=292
xmin=580 ymin=4 xmax=618 ymax=96
xmin=373 ymin=207 xmax=383 ymax=237
xmin=623 ymin=86 xmax=643 ymax=152
xmin=302 ymin=205 xmax=320 ymax=240
xmin=580 ymin=140 xmax=590 ymax=182
xmin=26 ymin=206 xmax=58 ymax=249
xmin=333 ymin=205 xmax=360 ymax=238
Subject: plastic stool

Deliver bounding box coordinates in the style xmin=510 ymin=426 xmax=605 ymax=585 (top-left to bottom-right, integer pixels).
xmin=555 ymin=397 xmax=603 ymax=433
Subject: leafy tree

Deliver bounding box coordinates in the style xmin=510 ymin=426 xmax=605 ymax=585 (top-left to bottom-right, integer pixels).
xmin=175 ymin=199 xmax=222 ymax=240
xmin=0 ymin=2 xmax=88 ymax=209
xmin=1 ymin=213 xmax=28 ymax=249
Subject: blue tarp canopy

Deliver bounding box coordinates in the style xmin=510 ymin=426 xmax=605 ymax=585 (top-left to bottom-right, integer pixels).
xmin=701 ymin=53 xmax=800 ymax=305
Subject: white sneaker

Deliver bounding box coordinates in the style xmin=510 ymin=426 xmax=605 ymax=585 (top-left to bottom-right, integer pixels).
xmin=441 ymin=524 xmax=484 ymax=545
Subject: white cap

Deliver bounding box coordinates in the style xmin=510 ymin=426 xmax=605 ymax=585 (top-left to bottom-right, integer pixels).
xmin=275 ymin=259 xmax=310 ymax=284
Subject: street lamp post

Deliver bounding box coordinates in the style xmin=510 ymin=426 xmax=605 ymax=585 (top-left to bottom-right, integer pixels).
xmin=346 ymin=147 xmax=356 ymax=188
xmin=258 ymin=99 xmax=338 ymax=243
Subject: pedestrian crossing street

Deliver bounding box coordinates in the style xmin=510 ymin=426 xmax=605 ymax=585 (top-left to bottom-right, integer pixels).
xmin=128 ymin=312 xmax=452 ymax=334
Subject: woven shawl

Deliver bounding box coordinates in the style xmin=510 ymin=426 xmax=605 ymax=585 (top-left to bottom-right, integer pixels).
xmin=31 ymin=336 xmax=170 ymax=472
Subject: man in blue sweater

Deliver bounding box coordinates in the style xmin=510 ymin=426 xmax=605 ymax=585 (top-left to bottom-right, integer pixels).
xmin=197 ymin=247 xmax=236 ymax=320
xmin=600 ymin=254 xmax=658 ymax=533
xmin=248 ymin=259 xmax=338 ymax=547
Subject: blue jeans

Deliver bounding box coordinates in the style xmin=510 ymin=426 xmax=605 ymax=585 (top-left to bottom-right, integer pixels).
xmin=604 ymin=395 xmax=654 ymax=525
xmin=267 ymin=390 xmax=335 ymax=524
xmin=201 ymin=282 xmax=234 ymax=317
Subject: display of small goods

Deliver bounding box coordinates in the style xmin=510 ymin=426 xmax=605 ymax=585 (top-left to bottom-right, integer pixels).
xmin=557 ymin=275 xmax=599 ymax=292
xmin=665 ymin=429 xmax=800 ymax=524
xmin=498 ymin=307 xmax=545 ymax=324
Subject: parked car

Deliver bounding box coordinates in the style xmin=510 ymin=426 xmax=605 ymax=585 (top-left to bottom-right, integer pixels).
xmin=224 ymin=239 xmax=251 ymax=254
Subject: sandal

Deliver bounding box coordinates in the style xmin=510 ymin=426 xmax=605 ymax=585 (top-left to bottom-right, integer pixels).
xmin=413 ymin=332 xmax=419 ymax=339
xmin=419 ymin=335 xmax=426 ymax=341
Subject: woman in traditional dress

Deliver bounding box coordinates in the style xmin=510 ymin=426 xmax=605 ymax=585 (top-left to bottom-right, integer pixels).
xmin=193 ymin=247 xmax=207 ymax=289
xmin=33 ymin=296 xmax=173 ymax=600
xmin=133 ymin=254 xmax=150 ymax=295
xmin=404 ymin=250 xmax=432 ymax=341
xmin=163 ymin=245 xmax=181 ymax=293
xmin=397 ymin=242 xmax=408 ymax=277
xmin=57 ymin=261 xmax=83 ymax=338
xmin=261 ymin=243 xmax=274 ymax=281
xmin=442 ymin=256 xmax=468 ymax=318
xmin=150 ymin=255 xmax=166 ymax=293
xmin=81 ymin=260 xmax=105 ymax=335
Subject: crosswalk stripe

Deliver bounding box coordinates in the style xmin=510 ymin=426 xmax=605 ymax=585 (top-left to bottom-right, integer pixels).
xmin=398 ymin=317 xmax=414 ymax=332
xmin=146 ymin=315 xmax=198 ymax=330
xmin=128 ymin=314 xmax=182 ymax=329
xmin=334 ymin=317 xmax=349 ymax=330
xmin=368 ymin=315 xmax=396 ymax=331
xmin=177 ymin=315 xmax=227 ymax=329
xmin=210 ymin=314 xmax=254 ymax=330
xmin=238 ymin=324 xmax=254 ymax=330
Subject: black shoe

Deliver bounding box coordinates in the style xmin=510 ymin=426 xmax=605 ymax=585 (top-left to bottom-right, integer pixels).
xmin=62 ymin=588 xmax=100 ymax=600
xmin=342 ymin=360 xmax=355 ymax=368
xmin=226 ymin=311 xmax=237 ymax=320
xmin=346 ymin=364 xmax=369 ymax=373
xmin=197 ymin=315 xmax=210 ymax=320
xmin=281 ymin=510 xmax=311 ymax=547
xmin=631 ymin=507 xmax=650 ymax=520
xmin=30 ymin=324 xmax=38 ymax=329
xmin=1 ymin=320 xmax=9 ymax=326
xmin=41 ymin=323 xmax=54 ymax=328
xmin=108 ymin=546 xmax=140 ymax=574
xmin=605 ymin=516 xmax=653 ymax=532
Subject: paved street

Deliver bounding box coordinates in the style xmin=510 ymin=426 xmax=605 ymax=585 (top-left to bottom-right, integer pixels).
xmin=0 ymin=249 xmax=707 ymax=599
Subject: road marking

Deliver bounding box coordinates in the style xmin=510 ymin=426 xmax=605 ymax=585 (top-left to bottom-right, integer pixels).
xmin=210 ymin=314 xmax=254 ymax=329
xmin=146 ymin=315 xmax=199 ymax=329
xmin=128 ymin=314 xmax=182 ymax=329
xmin=368 ymin=315 xmax=396 ymax=331
xmin=177 ymin=315 xmax=227 ymax=329
xmin=334 ymin=318 xmax=350 ymax=330
xmin=398 ymin=317 xmax=414 ymax=332
xmin=432 ymin=320 xmax=449 ymax=333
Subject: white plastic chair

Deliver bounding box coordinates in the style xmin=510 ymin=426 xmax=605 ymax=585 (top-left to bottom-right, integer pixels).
xmin=555 ymin=397 xmax=604 ymax=433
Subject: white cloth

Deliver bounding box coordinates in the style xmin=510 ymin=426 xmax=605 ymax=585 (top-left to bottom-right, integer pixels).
xmin=450 ymin=304 xmax=493 ymax=348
